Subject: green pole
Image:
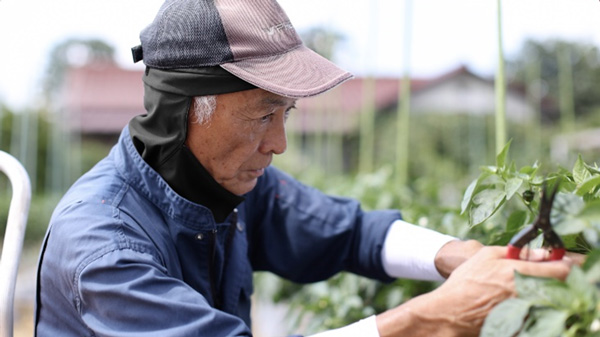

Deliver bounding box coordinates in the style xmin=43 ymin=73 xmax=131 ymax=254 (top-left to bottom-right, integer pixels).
xmin=358 ymin=77 xmax=376 ymax=174
xmin=395 ymin=0 xmax=412 ymax=187
xmin=0 ymin=106 xmax=3 ymax=151
xmin=494 ymin=0 xmax=507 ymax=155
xmin=46 ymin=111 xmax=64 ymax=195
xmin=314 ymin=100 xmax=324 ymax=170
xmin=358 ymin=0 xmax=379 ymax=174
xmin=525 ymin=60 xmax=543 ymax=158
xmin=557 ymin=44 xmax=576 ymax=134
xmin=27 ymin=110 xmax=39 ymax=193
xmin=10 ymin=112 xmax=22 ymax=163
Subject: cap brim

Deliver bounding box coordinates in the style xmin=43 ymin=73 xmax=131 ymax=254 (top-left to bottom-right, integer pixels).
xmin=220 ymin=45 xmax=352 ymax=98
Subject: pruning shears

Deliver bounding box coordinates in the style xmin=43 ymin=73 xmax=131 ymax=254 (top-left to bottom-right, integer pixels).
xmin=506 ymin=183 xmax=566 ymax=261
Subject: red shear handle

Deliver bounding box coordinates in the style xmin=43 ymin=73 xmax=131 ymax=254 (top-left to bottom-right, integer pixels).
xmin=506 ymin=244 xmax=521 ymax=259
xmin=507 ymin=245 xmax=565 ymax=260
xmin=549 ymin=248 xmax=566 ymax=261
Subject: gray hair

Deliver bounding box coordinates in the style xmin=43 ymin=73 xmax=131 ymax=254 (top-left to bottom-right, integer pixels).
xmin=190 ymin=95 xmax=217 ymax=124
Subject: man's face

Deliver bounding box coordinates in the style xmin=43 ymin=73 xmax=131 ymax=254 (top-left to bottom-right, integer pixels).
xmin=186 ymin=88 xmax=296 ymax=195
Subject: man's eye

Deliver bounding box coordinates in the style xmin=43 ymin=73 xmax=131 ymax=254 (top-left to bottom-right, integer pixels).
xmin=260 ymin=114 xmax=273 ymax=123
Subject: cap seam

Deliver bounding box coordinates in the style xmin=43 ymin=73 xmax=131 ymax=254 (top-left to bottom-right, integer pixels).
xmin=154 ymin=0 xmax=179 ymax=68
xmin=228 ymin=43 xmax=303 ymax=64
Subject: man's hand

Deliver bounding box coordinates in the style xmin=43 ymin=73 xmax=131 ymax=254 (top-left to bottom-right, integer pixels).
xmin=434 ymin=239 xmax=483 ymax=278
xmin=376 ymin=246 xmax=573 ymax=337
xmin=433 ymin=239 xmax=585 ymax=278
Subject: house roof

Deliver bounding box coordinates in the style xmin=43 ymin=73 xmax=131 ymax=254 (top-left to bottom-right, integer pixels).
xmin=61 ymin=63 xmax=532 ymax=135
xmin=292 ymin=77 xmax=419 ymax=133
xmin=290 ymin=65 xmax=477 ymax=133
xmin=62 ymin=62 xmax=145 ymax=134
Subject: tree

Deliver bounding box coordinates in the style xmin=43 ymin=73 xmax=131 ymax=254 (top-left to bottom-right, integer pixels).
xmin=507 ymin=39 xmax=600 ymax=122
xmin=299 ymin=26 xmax=345 ymax=61
xmin=42 ymin=38 xmax=116 ymax=105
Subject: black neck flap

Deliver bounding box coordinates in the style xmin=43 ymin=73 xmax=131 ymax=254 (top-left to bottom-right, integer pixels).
xmin=129 ymin=66 xmax=256 ymax=222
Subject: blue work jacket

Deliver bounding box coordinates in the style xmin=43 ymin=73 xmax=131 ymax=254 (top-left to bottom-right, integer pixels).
xmin=35 ymin=127 xmax=400 ymax=336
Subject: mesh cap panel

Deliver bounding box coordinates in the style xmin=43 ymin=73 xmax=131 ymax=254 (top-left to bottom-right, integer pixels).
xmin=138 ymin=0 xmax=352 ymax=97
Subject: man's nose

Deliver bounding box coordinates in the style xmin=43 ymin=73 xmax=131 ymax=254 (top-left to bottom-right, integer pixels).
xmin=260 ymin=118 xmax=287 ymax=155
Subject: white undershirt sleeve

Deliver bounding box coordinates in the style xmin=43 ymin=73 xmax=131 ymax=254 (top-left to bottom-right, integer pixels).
xmin=305 ymin=221 xmax=456 ymax=337
xmin=306 ymin=315 xmax=380 ymax=337
xmin=381 ymin=219 xmax=458 ymax=281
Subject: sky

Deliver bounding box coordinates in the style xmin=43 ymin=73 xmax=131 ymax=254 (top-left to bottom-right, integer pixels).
xmin=0 ymin=0 xmax=599 ymax=110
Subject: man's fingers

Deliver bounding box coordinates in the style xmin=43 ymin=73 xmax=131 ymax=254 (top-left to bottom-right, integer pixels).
xmin=565 ymin=251 xmax=587 ymax=266
xmin=519 ymin=248 xmax=548 ymax=261
xmin=469 ymin=246 xmax=573 ymax=281
xmin=509 ymin=259 xmax=572 ymax=281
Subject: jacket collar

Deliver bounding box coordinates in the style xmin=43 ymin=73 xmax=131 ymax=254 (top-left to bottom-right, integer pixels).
xmin=114 ymin=126 xmax=241 ymax=226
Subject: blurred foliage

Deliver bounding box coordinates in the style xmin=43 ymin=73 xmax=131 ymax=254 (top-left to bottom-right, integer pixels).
xmin=0 ymin=194 xmax=60 ymax=247
xmin=1 ymin=105 xmax=51 ymax=193
xmin=299 ymin=26 xmax=345 ymax=62
xmin=507 ymin=39 xmax=600 ymax=120
xmin=0 ymin=106 xmax=112 ymax=245
xmin=42 ymin=38 xmax=116 ymax=104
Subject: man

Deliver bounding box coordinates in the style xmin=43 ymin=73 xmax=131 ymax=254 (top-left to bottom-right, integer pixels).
xmin=35 ymin=0 xmax=572 ymax=336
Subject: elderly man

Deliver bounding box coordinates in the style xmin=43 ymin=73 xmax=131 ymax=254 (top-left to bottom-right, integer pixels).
xmin=35 ymin=0 xmax=572 ymax=336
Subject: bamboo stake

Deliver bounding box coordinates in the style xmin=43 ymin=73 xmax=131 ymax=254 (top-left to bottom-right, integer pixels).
xmin=495 ymin=0 xmax=507 ymax=155
xmin=557 ymin=43 xmax=576 ymax=134
xmin=525 ymin=60 xmax=543 ymax=158
xmin=358 ymin=0 xmax=378 ymax=174
xmin=358 ymin=77 xmax=375 ymax=174
xmin=395 ymin=0 xmax=413 ymax=187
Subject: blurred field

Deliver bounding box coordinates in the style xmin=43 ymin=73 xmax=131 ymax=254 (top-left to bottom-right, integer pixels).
xmin=11 ymin=246 xmax=38 ymax=337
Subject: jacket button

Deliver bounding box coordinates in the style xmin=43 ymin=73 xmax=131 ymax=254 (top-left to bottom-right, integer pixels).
xmin=195 ymin=233 xmax=204 ymax=240
xmin=236 ymin=222 xmax=243 ymax=232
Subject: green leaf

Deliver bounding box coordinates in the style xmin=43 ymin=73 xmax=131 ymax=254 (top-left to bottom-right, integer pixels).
xmin=519 ymin=308 xmax=568 ymax=337
xmin=585 ymin=162 xmax=600 ymax=175
xmin=573 ymin=154 xmax=592 ymax=185
xmin=505 ymin=177 xmax=524 ymax=200
xmin=566 ymin=266 xmax=597 ymax=310
xmin=470 ymin=189 xmax=506 ymax=226
xmin=583 ymin=249 xmax=600 ymax=271
xmin=552 ymin=192 xmax=585 ymax=226
xmin=576 ymin=175 xmax=600 ymax=196
xmin=584 ymin=250 xmax=600 ymax=283
xmin=496 ymin=140 xmax=512 ymax=168
xmin=556 ymin=201 xmax=600 ymax=236
xmin=580 ymin=200 xmax=600 ymax=219
xmin=514 ymin=272 xmax=569 ymax=307
xmin=481 ymin=165 xmax=499 ymax=174
xmin=506 ymin=210 xmax=528 ymax=232
xmin=488 ymin=230 xmax=518 ymax=246
xmin=519 ymin=162 xmax=540 ymax=177
xmin=582 ymin=228 xmax=598 ymax=247
xmin=554 ymin=218 xmax=588 ymax=236
xmin=480 ymin=298 xmax=531 ymax=337
xmin=531 ymin=175 xmax=545 ymax=185
xmin=461 ymin=178 xmax=478 ymax=215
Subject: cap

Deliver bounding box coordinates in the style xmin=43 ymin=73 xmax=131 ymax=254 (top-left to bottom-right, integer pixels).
xmin=132 ymin=0 xmax=352 ymax=98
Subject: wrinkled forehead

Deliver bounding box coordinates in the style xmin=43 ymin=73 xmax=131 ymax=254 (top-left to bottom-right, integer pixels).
xmin=258 ymin=94 xmax=297 ymax=109
xmin=220 ymin=88 xmax=297 ymax=112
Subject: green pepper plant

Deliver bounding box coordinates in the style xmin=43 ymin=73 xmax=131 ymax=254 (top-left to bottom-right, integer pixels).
xmin=461 ymin=142 xmax=600 ymax=336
